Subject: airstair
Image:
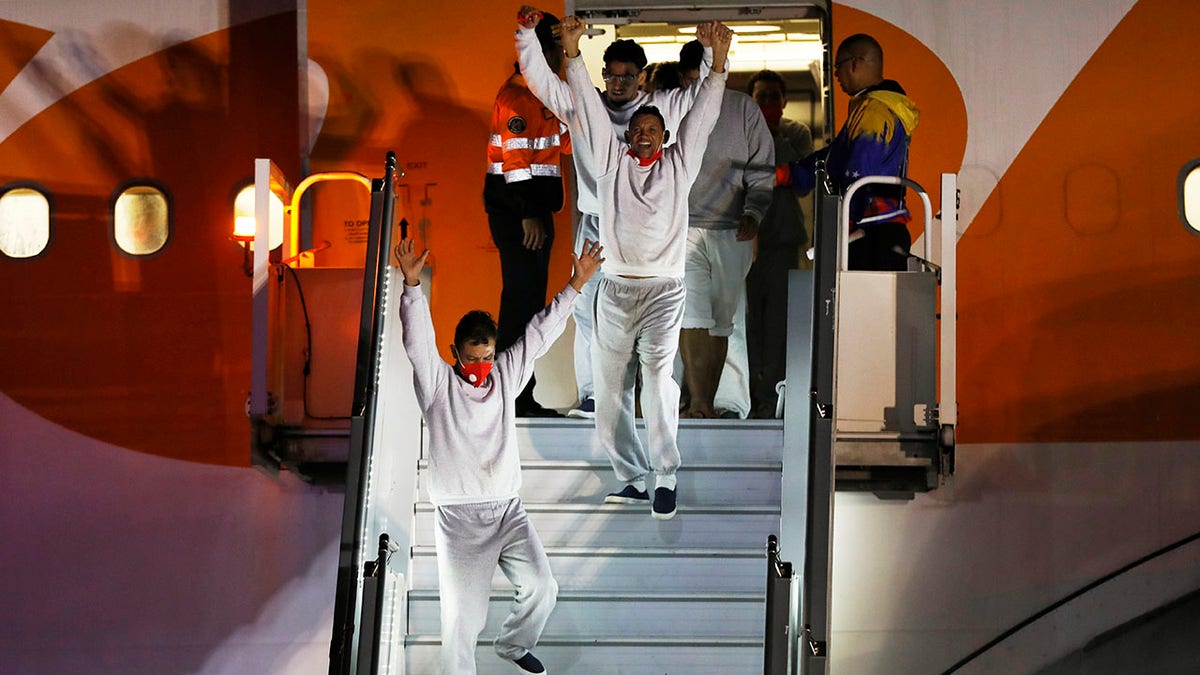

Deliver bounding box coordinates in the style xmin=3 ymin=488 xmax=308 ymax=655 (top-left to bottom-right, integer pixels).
xmin=404 ymin=418 xmax=783 ymax=673
xmin=241 ymin=149 xmax=959 ymax=672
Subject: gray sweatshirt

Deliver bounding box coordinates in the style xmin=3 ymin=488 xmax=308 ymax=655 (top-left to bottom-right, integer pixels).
xmin=516 ymin=26 xmax=711 ymax=217
xmin=399 ymin=282 xmax=578 ymax=505
xmin=564 ymin=53 xmax=727 ymax=278
xmin=687 ymin=90 xmax=775 ymax=229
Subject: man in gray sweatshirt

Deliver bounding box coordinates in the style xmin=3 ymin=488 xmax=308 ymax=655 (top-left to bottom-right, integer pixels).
xmin=396 ymin=237 xmax=603 ymax=674
xmin=556 ymin=15 xmax=732 ymax=520
xmin=676 ymin=40 xmax=774 ymax=420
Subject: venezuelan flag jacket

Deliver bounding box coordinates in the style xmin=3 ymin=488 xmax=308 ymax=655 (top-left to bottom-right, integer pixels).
xmin=483 ymin=72 xmax=570 ymax=218
xmin=778 ymin=80 xmax=919 ymax=231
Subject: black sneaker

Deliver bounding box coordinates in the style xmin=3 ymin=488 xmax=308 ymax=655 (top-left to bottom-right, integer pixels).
xmin=566 ymin=397 xmax=595 ymax=419
xmin=509 ymin=651 xmax=546 ymax=674
xmin=516 ymin=401 xmax=564 ymax=418
xmin=604 ymin=484 xmax=650 ymax=504
xmin=652 ymin=487 xmax=677 ymax=520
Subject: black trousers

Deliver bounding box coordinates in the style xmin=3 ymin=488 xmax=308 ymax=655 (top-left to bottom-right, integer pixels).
xmin=746 ymin=245 xmax=799 ymax=417
xmin=488 ymin=210 xmax=554 ymax=404
xmin=849 ymin=221 xmax=912 ymax=271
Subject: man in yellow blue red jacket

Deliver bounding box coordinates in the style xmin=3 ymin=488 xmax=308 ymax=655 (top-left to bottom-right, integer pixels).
xmin=484 ymin=11 xmax=571 ymax=416
xmin=777 ymin=33 xmax=919 ymax=271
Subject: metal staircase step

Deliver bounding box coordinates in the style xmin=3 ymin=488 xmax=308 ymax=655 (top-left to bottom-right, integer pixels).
xmin=413 ymin=502 xmax=780 ymax=548
xmin=416 ymin=460 xmax=782 ymax=505
xmin=409 ymin=545 xmax=765 ymax=593
xmin=407 ymin=589 xmax=764 ymax=637
xmin=403 ymin=636 xmax=763 ymax=674
xmin=508 ymin=418 xmax=783 ymax=462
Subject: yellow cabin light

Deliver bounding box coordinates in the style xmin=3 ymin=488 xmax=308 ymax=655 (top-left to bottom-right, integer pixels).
xmin=678 ymin=24 xmax=781 ymax=34
xmin=233 ymin=185 xmax=284 ymax=250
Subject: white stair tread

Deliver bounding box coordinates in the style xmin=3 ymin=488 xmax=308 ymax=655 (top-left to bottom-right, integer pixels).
xmin=407 ymin=589 xmax=763 ymax=602
xmin=414 ymin=502 xmax=779 ymax=515
xmin=411 ymin=545 xmax=762 ymax=558
xmin=405 ymin=634 xmax=761 ymax=647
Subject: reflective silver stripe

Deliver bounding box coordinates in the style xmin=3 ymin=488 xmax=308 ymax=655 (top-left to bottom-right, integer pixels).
xmin=502 ymin=134 xmax=562 ymax=151
xmin=499 ymin=164 xmax=562 ymax=182
xmin=858 ymin=208 xmax=908 ymax=225
xmin=489 ymin=134 xmax=502 ymax=147
xmin=487 ymin=162 xmax=505 ymax=174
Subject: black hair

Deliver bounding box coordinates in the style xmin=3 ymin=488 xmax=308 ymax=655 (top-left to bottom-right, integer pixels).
xmin=678 ymin=40 xmax=704 ymax=73
xmin=649 ymin=62 xmax=681 ymax=92
xmin=453 ymin=310 xmax=497 ymax=351
xmin=603 ymin=39 xmax=648 ymax=70
xmin=747 ymin=69 xmax=786 ymax=96
xmin=629 ymin=104 xmax=666 ymax=130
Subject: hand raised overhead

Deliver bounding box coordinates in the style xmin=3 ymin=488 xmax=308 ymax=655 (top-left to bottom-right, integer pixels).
xmin=394 ymin=238 xmax=430 ymax=286
xmin=559 ymin=15 xmax=587 ymax=56
xmin=710 ymin=21 xmax=734 ymax=72
xmin=517 ymin=5 xmax=542 ymax=29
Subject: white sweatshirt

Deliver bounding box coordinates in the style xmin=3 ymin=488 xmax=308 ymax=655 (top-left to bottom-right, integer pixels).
xmin=516 ymin=26 xmax=711 ymax=216
xmin=399 ymin=282 xmax=578 ymax=505
xmin=565 ymin=53 xmax=726 ymax=278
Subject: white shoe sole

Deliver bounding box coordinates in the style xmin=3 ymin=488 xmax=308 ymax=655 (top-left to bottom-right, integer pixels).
xmin=651 ymin=508 xmax=677 ymax=520
xmin=604 ymin=495 xmax=648 ymax=504
xmin=566 ymin=409 xmax=595 ymax=419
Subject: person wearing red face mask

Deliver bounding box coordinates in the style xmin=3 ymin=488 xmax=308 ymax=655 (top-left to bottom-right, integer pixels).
xmin=745 ymin=68 xmax=814 ymax=419
xmin=395 ymin=237 xmax=603 ymax=675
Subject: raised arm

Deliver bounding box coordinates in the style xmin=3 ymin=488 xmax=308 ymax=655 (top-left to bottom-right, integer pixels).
xmin=394 ymin=238 xmax=447 ymax=407
xmin=648 ymin=25 xmax=714 ymax=128
xmin=498 ymin=239 xmax=605 ymax=391
xmin=516 ymin=7 xmax=575 ymax=120
xmin=675 ymin=22 xmax=733 ymax=180
xmin=559 ymin=15 xmax=620 ymax=174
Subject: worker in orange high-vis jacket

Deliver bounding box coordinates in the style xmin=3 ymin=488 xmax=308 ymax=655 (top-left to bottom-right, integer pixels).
xmin=484 ymin=9 xmax=571 ymax=418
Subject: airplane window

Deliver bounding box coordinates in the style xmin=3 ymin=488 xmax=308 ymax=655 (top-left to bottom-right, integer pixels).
xmin=0 ymin=186 xmax=51 ymax=259
xmin=114 ymin=185 xmax=170 ymax=255
xmin=1180 ymin=159 xmax=1200 ymax=236
xmin=233 ymin=184 xmax=285 ymax=250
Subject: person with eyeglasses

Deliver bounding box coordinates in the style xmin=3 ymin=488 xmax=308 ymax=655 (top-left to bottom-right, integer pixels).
xmin=515 ymin=6 xmax=715 ymax=421
xmin=551 ymin=15 xmax=732 ymax=520
xmin=777 ymin=33 xmax=920 ymax=272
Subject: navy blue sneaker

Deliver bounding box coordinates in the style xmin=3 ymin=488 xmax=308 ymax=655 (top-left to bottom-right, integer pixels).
xmin=567 ymin=397 xmax=595 ymax=419
xmin=604 ymin=484 xmax=649 ymax=504
xmin=509 ymin=651 xmax=546 ymax=673
xmin=652 ymin=487 xmax=677 ymax=520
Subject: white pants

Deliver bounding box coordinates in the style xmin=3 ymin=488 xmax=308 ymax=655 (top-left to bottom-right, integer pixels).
xmin=435 ymin=497 xmax=557 ymax=674
xmin=714 ymin=302 xmax=750 ymax=418
xmin=681 ymin=227 xmax=752 ymax=417
xmin=572 ymin=213 xmax=602 ymax=402
xmin=592 ymin=276 xmax=685 ymax=485
xmin=682 ymin=228 xmax=753 ymax=337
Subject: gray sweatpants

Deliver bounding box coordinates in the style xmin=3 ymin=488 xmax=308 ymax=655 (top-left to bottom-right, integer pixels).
xmin=434 ymin=497 xmax=557 ymax=674
xmin=572 ymin=212 xmax=602 ymax=402
xmin=592 ymin=276 xmax=686 ymax=486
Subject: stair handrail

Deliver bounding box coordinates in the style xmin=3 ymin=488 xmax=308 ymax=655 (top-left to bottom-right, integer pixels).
xmin=329 ymin=152 xmax=400 ymax=674
xmin=764 ymin=535 xmax=794 ymax=674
